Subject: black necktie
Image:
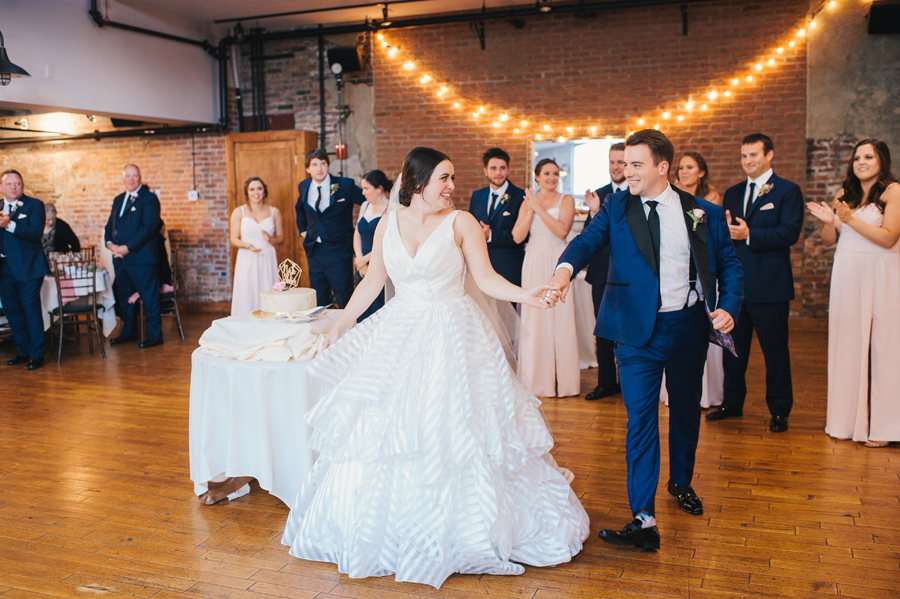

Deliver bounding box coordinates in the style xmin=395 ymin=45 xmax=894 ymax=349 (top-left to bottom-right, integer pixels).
xmin=314 ymin=185 xmax=323 ymax=212
xmin=488 ymin=192 xmax=498 ymax=216
xmin=647 ymin=200 xmax=661 ymax=308
xmin=745 ymin=182 xmax=756 ymax=216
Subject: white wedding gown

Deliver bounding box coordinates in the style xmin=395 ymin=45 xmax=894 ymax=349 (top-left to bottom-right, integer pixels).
xmin=282 ymin=210 xmax=590 ymax=588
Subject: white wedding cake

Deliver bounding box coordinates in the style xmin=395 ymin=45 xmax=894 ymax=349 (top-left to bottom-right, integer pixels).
xmin=259 ymin=288 xmax=317 ymax=316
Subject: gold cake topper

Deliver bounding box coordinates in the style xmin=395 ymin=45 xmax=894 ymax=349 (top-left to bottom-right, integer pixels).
xmin=278 ymin=259 xmax=303 ymax=289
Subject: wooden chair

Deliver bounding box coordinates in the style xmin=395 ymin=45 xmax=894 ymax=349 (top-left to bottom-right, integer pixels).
xmin=48 ymin=256 xmax=107 ymax=363
xmin=139 ymin=248 xmax=185 ymax=342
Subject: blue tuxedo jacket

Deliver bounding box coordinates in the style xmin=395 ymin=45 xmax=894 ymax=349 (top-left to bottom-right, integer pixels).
xmin=469 ymin=182 xmax=526 ymax=284
xmin=722 ymin=173 xmax=803 ymax=304
xmin=583 ymin=182 xmax=618 ymax=287
xmin=295 ymin=177 xmax=365 ymax=256
xmin=558 ymin=187 xmax=744 ymax=348
xmin=0 ymin=194 xmax=50 ymax=281
xmin=104 ymin=186 xmax=161 ymax=266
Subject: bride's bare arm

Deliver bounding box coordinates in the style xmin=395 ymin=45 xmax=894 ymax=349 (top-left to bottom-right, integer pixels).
xmin=324 ymin=217 xmax=390 ymax=346
xmin=455 ymin=211 xmax=552 ymax=308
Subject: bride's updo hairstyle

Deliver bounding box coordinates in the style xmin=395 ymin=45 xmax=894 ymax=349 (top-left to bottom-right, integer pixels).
xmin=398 ymin=147 xmax=451 ymax=206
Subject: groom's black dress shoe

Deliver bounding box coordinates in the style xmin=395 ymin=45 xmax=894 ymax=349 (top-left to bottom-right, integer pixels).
xmin=597 ymin=519 xmax=660 ymax=549
xmin=667 ymin=480 xmax=703 ymax=515
xmin=7 ymin=355 xmax=29 ymax=366
xmin=109 ymin=335 xmax=138 ymax=345
xmin=770 ymin=415 xmax=789 ymax=433
xmin=585 ymin=383 xmax=620 ymax=401
xmin=27 ymin=358 xmax=44 ymax=371
xmin=706 ymin=405 xmax=742 ymax=421
xmin=138 ymin=338 xmax=163 ymax=349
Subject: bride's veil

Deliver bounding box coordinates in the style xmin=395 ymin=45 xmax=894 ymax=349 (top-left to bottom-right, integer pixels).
xmin=384 ymin=172 xmax=521 ymax=373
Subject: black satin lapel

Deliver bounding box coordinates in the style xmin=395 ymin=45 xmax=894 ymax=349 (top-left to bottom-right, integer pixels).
xmin=677 ymin=190 xmax=712 ymax=300
xmin=625 ymin=194 xmax=657 ymax=274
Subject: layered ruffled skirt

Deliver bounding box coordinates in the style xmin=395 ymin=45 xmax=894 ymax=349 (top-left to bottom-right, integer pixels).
xmin=281 ymin=295 xmax=590 ymax=588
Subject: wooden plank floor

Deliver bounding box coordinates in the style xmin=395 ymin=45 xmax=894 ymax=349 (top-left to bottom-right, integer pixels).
xmin=1 ymin=313 xmax=898 ymax=599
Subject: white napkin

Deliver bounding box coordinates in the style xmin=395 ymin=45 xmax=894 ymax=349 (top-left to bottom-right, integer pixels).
xmin=199 ymin=317 xmax=326 ymax=362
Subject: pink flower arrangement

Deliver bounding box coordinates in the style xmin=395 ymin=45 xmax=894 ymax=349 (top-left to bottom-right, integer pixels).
xmin=272 ymin=281 xmax=287 ymax=291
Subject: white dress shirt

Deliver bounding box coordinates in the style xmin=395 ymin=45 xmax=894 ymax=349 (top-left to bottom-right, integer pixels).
xmin=743 ymin=168 xmax=772 ymax=247
xmin=120 ymin=185 xmax=143 ymax=217
xmin=485 ymin=180 xmax=510 ymax=243
xmin=643 ymin=185 xmax=700 ymax=312
xmin=306 ymin=175 xmax=331 ymax=243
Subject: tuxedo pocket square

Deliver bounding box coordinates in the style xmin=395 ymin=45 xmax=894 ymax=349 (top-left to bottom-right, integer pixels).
xmin=130 ymin=206 xmax=136 ymax=212
xmin=337 ymin=198 xmax=346 ymax=203
xmin=760 ymin=202 xmax=775 ymax=211
xmin=17 ymin=213 xmax=27 ymax=219
xmin=502 ymin=211 xmax=511 ymax=216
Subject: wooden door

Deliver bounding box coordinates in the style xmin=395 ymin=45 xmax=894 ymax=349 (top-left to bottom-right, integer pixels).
xmin=225 ymin=130 xmax=318 ymax=288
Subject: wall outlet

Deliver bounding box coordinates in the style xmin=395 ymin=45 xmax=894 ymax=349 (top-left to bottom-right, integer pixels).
xmin=188 ymin=190 xmax=200 ymax=202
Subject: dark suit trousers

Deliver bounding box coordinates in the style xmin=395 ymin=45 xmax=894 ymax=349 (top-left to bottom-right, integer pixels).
xmin=307 ymin=244 xmax=354 ymax=308
xmin=0 ymin=262 xmax=45 ymax=359
xmin=614 ymin=304 xmax=707 ymax=517
xmin=722 ymin=301 xmax=793 ymax=417
xmin=591 ymin=281 xmax=617 ymax=387
xmin=114 ymin=259 xmax=161 ymax=340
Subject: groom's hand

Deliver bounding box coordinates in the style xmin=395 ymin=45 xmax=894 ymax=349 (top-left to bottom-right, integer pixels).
xmin=480 ymin=221 xmax=491 ymax=240
xmin=547 ymin=267 xmax=572 ymax=303
xmin=710 ymin=308 xmax=734 ymax=333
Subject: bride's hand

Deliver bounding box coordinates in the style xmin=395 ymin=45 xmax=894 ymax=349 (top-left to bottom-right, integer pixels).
xmin=323 ymin=325 xmax=346 ymax=349
xmin=522 ymin=284 xmax=558 ymax=309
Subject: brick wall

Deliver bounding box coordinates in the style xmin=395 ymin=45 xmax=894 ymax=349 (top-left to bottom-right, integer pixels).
xmin=0 ymin=134 xmax=231 ymax=302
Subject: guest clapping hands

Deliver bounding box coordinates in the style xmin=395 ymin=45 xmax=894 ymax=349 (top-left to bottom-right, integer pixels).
xmin=513 ymin=158 xmax=579 ymax=397
xmin=808 ymin=138 xmax=900 ymax=448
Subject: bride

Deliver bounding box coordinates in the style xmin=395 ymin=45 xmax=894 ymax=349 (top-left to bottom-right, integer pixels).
xmin=281 ymin=147 xmax=590 ymax=588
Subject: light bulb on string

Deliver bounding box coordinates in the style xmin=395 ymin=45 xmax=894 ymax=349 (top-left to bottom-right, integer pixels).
xmin=493 ymin=121 xmax=500 ymax=128
xmin=419 ymin=74 xmax=431 ymax=83
xmin=520 ymin=120 xmax=529 ymax=127
xmin=453 ymin=102 xmax=460 ymax=108
xmin=677 ymin=115 xmax=684 ymax=121
xmin=662 ymin=111 xmax=671 ymax=119
xmin=789 ymin=40 xmax=796 ymax=47
xmin=535 ymin=133 xmax=542 ymax=140
xmin=685 ymin=101 xmax=694 ymax=109
xmin=768 ymin=58 xmax=775 ymax=66
xmin=746 ymin=75 xmax=753 ymax=82
xmin=381 ymin=40 xmax=389 ymax=48
xmin=638 ymin=118 xmax=645 ymax=125
xmin=514 ymin=128 xmax=520 ymax=134
xmin=589 ymin=125 xmax=598 ymax=133
xmin=708 ymin=91 xmax=718 ymax=100
xmin=566 ymin=126 xmax=574 ymax=133
xmin=543 ymin=124 xmax=550 ymax=131
xmin=387 ymin=47 xmax=398 ymax=57
xmin=653 ymin=124 xmax=660 ymax=130
xmin=500 ymin=113 xmax=509 ymax=121
xmin=777 ymin=47 xmax=784 ymax=54
xmin=701 ymin=104 xmax=708 ymax=110
xmin=798 ymin=28 xmax=806 ymax=37
xmin=478 ymin=106 xmax=485 ymax=112
xmin=724 ymin=90 xmax=731 ymax=97
xmin=377 ymin=33 xmax=384 ymax=41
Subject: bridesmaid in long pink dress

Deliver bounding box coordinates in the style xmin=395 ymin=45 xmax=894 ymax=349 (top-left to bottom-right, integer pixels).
xmin=230 ymin=177 xmax=285 ymax=316
xmin=514 ymin=159 xmax=580 ymax=397
xmin=807 ymin=139 xmax=900 ymax=448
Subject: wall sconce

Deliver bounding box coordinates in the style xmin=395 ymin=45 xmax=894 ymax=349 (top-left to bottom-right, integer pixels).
xmin=537 ymin=0 xmax=553 ymax=13
xmin=0 ymin=29 xmax=30 ymax=86
xmin=381 ymin=4 xmax=393 ymax=27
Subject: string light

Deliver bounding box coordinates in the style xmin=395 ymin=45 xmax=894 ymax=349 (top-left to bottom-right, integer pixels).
xmin=828 ymin=0 xmax=836 ymax=7
xmin=376 ymin=0 xmax=824 ymax=139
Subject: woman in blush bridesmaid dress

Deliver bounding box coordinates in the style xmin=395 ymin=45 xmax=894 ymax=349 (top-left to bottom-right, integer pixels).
xmin=230 ymin=177 xmax=284 ymax=316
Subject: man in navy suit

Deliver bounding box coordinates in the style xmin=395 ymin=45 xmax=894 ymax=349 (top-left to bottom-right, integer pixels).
xmin=547 ymin=130 xmax=743 ymax=548
xmin=295 ymin=148 xmax=364 ymax=308
xmin=468 ymin=147 xmax=526 ymax=287
xmin=707 ymin=133 xmax=803 ymax=433
xmin=0 ymin=170 xmax=50 ymax=370
xmin=583 ymin=142 xmax=628 ymax=401
xmin=104 ymin=164 xmax=163 ymax=348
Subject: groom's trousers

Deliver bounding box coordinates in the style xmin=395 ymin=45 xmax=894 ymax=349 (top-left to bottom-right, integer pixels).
xmin=614 ymin=303 xmax=708 ymax=517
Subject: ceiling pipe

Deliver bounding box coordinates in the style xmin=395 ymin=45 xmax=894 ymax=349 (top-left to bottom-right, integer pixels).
xmin=0 ymin=124 xmax=219 ymax=147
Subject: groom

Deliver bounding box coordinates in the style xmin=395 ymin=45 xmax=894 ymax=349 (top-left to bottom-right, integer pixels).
xmin=546 ymin=130 xmax=743 ymax=548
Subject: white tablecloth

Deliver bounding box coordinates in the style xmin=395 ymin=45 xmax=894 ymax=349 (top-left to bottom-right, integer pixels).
xmin=0 ymin=270 xmax=116 ymax=337
xmin=189 ymin=311 xmax=339 ymax=505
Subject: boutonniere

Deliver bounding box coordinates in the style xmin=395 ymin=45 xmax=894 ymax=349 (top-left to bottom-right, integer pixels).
xmin=330 ymin=183 xmax=339 ymax=195
xmin=687 ymin=208 xmax=705 ymax=231
xmin=500 ymin=193 xmax=510 ymax=204
xmin=756 ymin=182 xmax=774 ymax=198
xmin=16 ymin=201 xmax=23 ymax=208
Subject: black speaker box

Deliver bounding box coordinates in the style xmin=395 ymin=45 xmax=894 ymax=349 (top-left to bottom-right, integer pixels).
xmin=869 ymin=0 xmax=900 ymax=34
